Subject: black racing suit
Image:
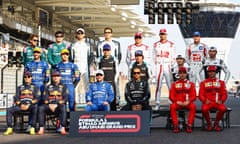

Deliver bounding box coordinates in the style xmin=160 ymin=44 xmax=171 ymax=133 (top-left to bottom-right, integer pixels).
xmin=98 ymin=55 xmax=119 ymax=111
xmin=38 ymin=83 xmax=68 ymax=128
xmin=121 ymin=79 xmax=151 ymax=111
xmin=6 ymin=84 xmax=40 ymax=127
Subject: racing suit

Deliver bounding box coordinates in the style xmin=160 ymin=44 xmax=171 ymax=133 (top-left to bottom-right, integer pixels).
xmin=6 ymin=84 xmax=40 ymax=128
xmin=97 ymin=40 xmax=121 ymax=63
xmin=200 ymin=58 xmax=230 ymax=83
xmin=56 ymin=62 xmax=80 ymax=111
xmin=97 ymin=56 xmax=119 ymax=111
xmin=169 ymin=79 xmax=196 ymax=126
xmin=121 ymin=79 xmax=151 ymax=111
xmin=22 ymin=46 xmax=46 ymax=66
xmin=38 ymin=83 xmax=68 ymax=128
xmin=85 ymin=81 xmax=114 ymax=111
xmin=126 ymin=43 xmax=151 ymax=68
xmin=185 ymin=43 xmax=208 ymax=84
xmin=71 ymin=39 xmax=94 ymax=103
xmin=199 ymin=78 xmax=227 ymax=126
xmin=153 ymin=40 xmax=176 ymax=105
xmin=25 ymin=60 xmax=50 ymax=104
xmin=130 ymin=61 xmax=152 ymax=82
xmin=170 ymin=63 xmax=190 ymax=82
xmin=47 ymin=43 xmax=71 ymax=69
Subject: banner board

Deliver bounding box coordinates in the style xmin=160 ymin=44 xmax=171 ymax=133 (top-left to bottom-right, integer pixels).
xmin=69 ymin=111 xmax=150 ymax=136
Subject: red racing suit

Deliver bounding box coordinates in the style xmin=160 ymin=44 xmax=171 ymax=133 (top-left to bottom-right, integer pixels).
xmin=199 ymin=78 xmax=227 ymax=124
xmin=169 ymin=79 xmax=196 ymax=126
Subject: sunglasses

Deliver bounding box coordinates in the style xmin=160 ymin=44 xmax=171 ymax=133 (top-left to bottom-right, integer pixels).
xmin=96 ymin=74 xmax=103 ymax=76
xmin=24 ymin=76 xmax=32 ymax=78
xmin=32 ymin=39 xmax=39 ymax=42
xmin=104 ymin=31 xmax=112 ymax=34
xmin=77 ymin=32 xmax=84 ymax=35
xmin=133 ymin=72 xmax=141 ymax=75
xmin=55 ymin=35 xmax=64 ymax=38
xmin=135 ymin=36 xmax=142 ymax=39
xmin=61 ymin=53 xmax=69 ymax=56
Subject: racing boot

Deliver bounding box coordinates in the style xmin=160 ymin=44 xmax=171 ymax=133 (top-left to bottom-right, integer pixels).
xmin=206 ymin=121 xmax=212 ymax=131
xmin=29 ymin=127 xmax=35 ymax=135
xmin=60 ymin=127 xmax=67 ymax=135
xmin=4 ymin=127 xmax=13 ymax=135
xmin=25 ymin=125 xmax=31 ymax=132
xmin=186 ymin=124 xmax=192 ymax=133
xmin=38 ymin=127 xmax=44 ymax=135
xmin=153 ymin=104 xmax=160 ymax=111
xmin=214 ymin=122 xmax=221 ymax=131
xmin=173 ymin=125 xmax=179 ymax=133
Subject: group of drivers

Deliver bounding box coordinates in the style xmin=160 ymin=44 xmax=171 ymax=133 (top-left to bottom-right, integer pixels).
xmin=3 ymin=26 xmax=230 ymax=135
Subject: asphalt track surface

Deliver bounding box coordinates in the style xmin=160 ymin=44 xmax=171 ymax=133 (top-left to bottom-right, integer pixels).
xmin=0 ymin=95 xmax=239 ymax=144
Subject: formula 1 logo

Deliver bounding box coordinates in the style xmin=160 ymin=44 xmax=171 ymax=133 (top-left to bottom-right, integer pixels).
xmin=78 ymin=114 xmax=141 ymax=133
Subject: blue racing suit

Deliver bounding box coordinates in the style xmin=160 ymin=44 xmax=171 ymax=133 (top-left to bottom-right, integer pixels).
xmin=56 ymin=62 xmax=80 ymax=111
xmin=85 ymin=81 xmax=114 ymax=111
xmin=25 ymin=60 xmax=50 ymax=104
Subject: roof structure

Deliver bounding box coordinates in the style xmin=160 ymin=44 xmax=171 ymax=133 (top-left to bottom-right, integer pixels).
xmin=34 ymin=0 xmax=155 ymax=38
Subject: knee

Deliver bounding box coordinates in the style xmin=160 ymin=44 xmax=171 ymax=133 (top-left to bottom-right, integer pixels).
xmin=201 ymin=105 xmax=209 ymax=112
xmin=170 ymin=103 xmax=177 ymax=111
xmin=218 ymin=105 xmax=227 ymax=113
xmin=85 ymin=106 xmax=91 ymax=112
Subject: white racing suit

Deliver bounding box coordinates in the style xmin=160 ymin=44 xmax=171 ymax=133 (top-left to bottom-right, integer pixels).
xmin=185 ymin=43 xmax=208 ymax=85
xmin=200 ymin=58 xmax=230 ymax=83
xmin=71 ymin=39 xmax=92 ymax=103
xmin=153 ymin=40 xmax=176 ymax=105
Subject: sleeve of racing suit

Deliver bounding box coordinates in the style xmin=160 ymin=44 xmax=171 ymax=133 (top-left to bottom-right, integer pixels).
xmin=189 ymin=82 xmax=197 ymax=103
xmin=126 ymin=45 xmax=131 ymax=67
xmin=142 ymin=82 xmax=150 ymax=103
xmin=116 ymin=41 xmax=122 ymax=63
xmin=96 ymin=41 xmax=102 ymax=59
xmin=171 ymin=43 xmax=176 ymax=65
xmin=22 ymin=48 xmax=27 ymax=66
xmin=221 ymin=61 xmax=231 ymax=83
xmin=73 ymin=64 xmax=80 ymax=87
xmin=40 ymin=48 xmax=47 ymax=62
xmin=44 ymin=62 xmax=50 ymax=84
xmin=124 ymin=82 xmax=135 ymax=104
xmin=220 ymin=81 xmax=228 ymax=103
xmin=47 ymin=45 xmax=55 ymax=67
xmin=107 ymin=84 xmax=115 ymax=103
xmin=169 ymin=83 xmax=176 ymax=103
xmin=185 ymin=46 xmax=191 ymax=65
xmin=198 ymin=81 xmax=207 ymax=103
xmin=85 ymin=84 xmax=93 ymax=102
xmin=152 ymin=43 xmax=158 ymax=77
